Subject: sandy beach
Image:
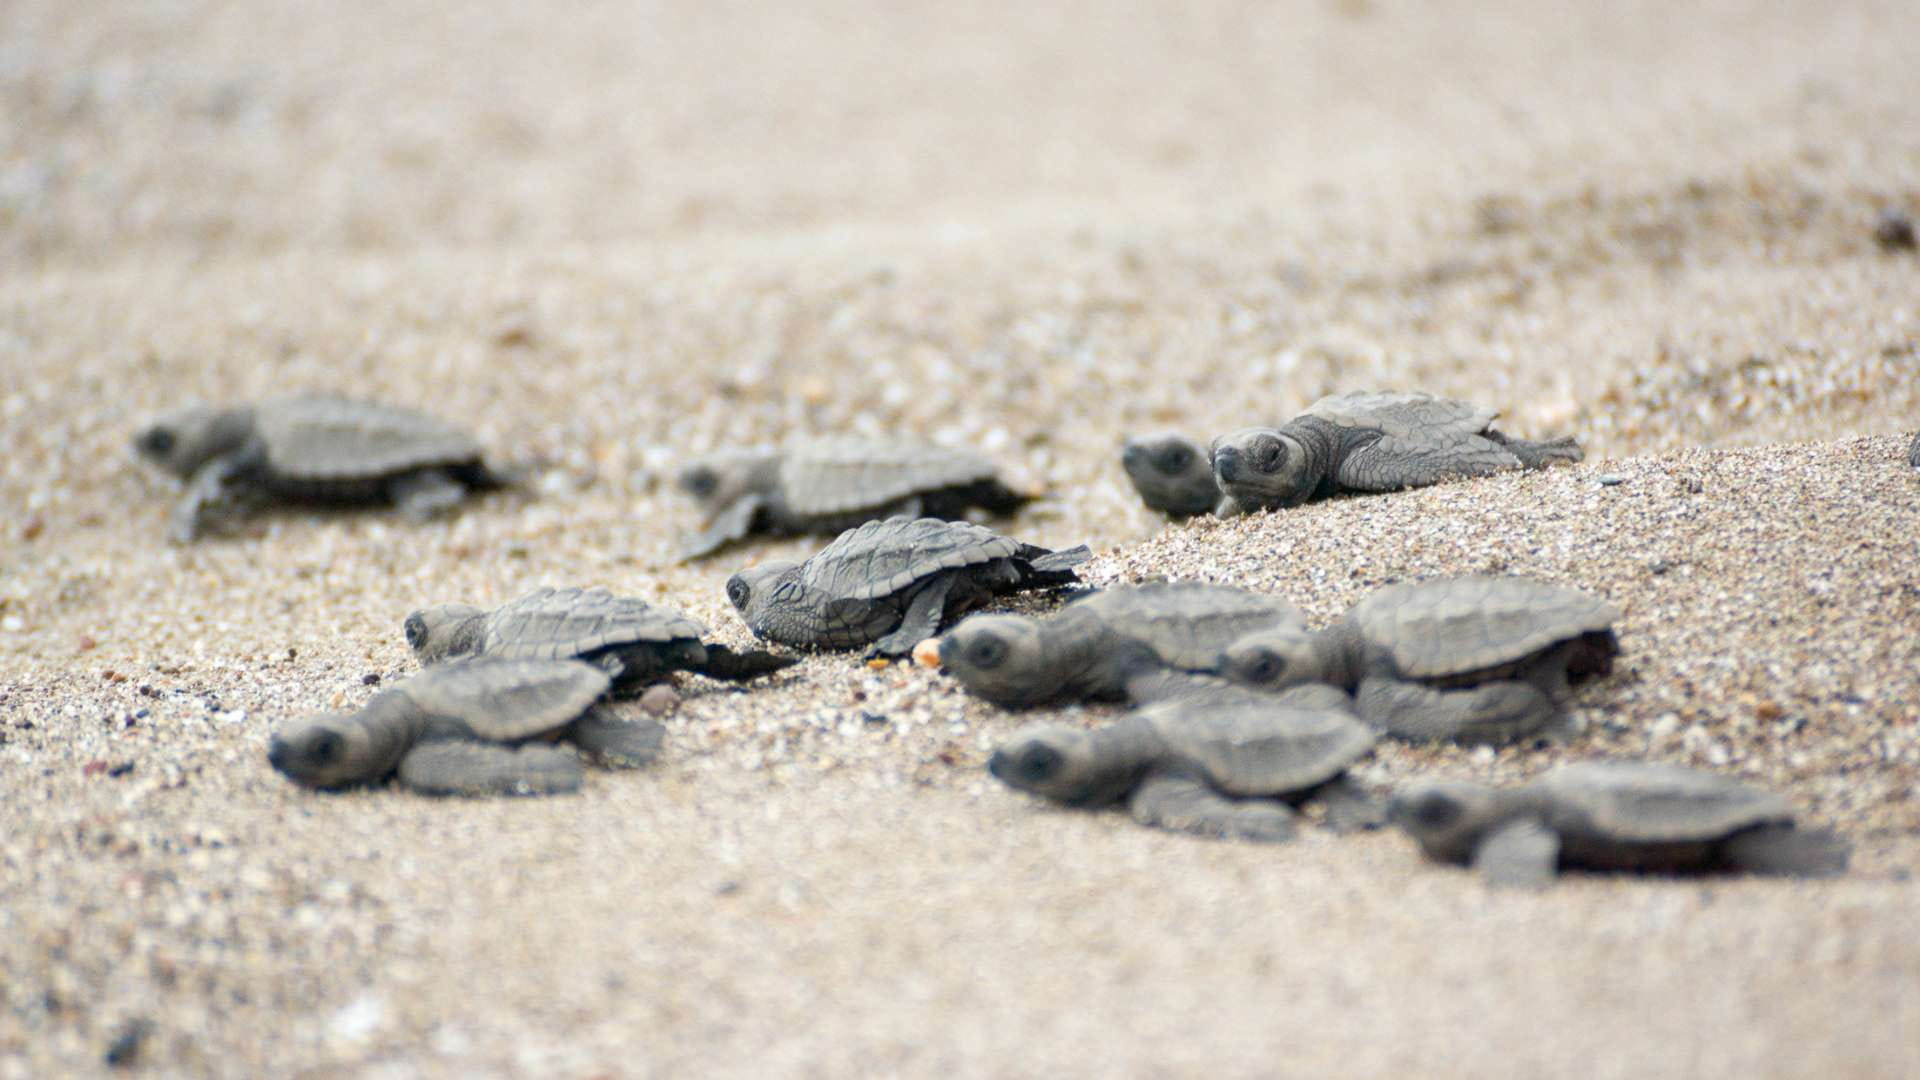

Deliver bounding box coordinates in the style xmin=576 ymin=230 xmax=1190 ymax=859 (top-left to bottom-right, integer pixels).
xmin=3 ymin=1 xmax=1919 ymax=1075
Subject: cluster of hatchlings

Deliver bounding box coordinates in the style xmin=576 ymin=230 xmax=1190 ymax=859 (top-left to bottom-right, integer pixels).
xmin=131 ymin=389 xmax=1890 ymax=887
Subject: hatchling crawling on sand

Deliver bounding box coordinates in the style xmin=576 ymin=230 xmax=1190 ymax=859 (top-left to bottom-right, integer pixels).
xmin=1390 ymin=761 xmax=1850 ymax=887
xmin=406 ymin=586 xmax=797 ymax=690
xmin=989 ymin=698 xmax=1382 ymax=842
xmin=937 ymin=582 xmax=1306 ymax=708
xmin=1120 ymin=433 xmax=1235 ymax=519
xmin=1221 ymin=575 xmax=1619 ymax=744
xmin=728 ymin=516 xmax=1088 ymax=656
xmin=133 ymin=393 xmax=508 ymax=542
xmin=1209 ymin=390 xmax=1582 ymax=512
xmin=268 ymin=658 xmax=662 ymax=796
xmin=677 ymin=437 xmax=1031 ymax=559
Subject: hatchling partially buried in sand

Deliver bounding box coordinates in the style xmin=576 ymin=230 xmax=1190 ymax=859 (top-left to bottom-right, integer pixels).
xmin=268 ymin=658 xmax=663 ymax=797
xmin=133 ymin=393 xmax=509 ymax=542
xmin=937 ymin=582 xmax=1306 ymax=708
xmin=989 ymin=697 xmax=1382 ymax=842
xmin=677 ymin=437 xmax=1031 ymax=559
xmin=1120 ymin=434 xmax=1235 ymax=519
xmin=728 ymin=516 xmax=1089 ymax=656
xmin=1389 ymin=761 xmax=1850 ymax=888
xmin=406 ymin=586 xmax=797 ymax=690
xmin=1209 ymin=390 xmax=1582 ymax=512
xmin=1220 ymin=575 xmax=1619 ymax=744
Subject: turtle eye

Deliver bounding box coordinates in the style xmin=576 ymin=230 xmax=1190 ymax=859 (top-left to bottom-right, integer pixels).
xmin=1253 ymin=438 xmax=1282 ymax=470
xmin=1018 ymin=744 xmax=1063 ymax=783
xmin=1159 ymin=444 xmax=1191 ymax=471
xmin=725 ymin=576 xmax=750 ymax=609
xmin=1244 ymin=650 xmax=1283 ymax=684
xmin=403 ymin=614 xmax=428 ymax=651
xmin=137 ymin=427 xmax=176 ymax=456
xmin=1411 ymin=792 xmax=1461 ymax=830
xmin=308 ymin=730 xmax=344 ymax=766
xmin=681 ymin=467 xmax=718 ymax=497
xmin=968 ymin=633 xmax=1009 ymax=670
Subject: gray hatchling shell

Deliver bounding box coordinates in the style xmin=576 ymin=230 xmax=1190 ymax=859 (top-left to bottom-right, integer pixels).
xmin=1304 ymin=390 xmax=1499 ymax=446
xmin=1351 ymin=575 xmax=1618 ymax=679
xmin=1534 ymin=761 xmax=1796 ymax=844
xmin=397 ymin=658 xmax=612 ymax=741
xmin=475 ymin=586 xmax=709 ymax=660
xmin=1137 ymin=700 xmax=1376 ymax=796
xmin=255 ymin=394 xmax=486 ymax=481
xmin=806 ymin=517 xmax=1020 ymax=600
xmin=780 ymin=438 xmax=1004 ymax=517
xmin=1076 ymin=583 xmax=1305 ymax=670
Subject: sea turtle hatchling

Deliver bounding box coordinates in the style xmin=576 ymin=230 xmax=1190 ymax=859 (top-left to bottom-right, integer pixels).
xmin=133 ymin=393 xmax=509 ymax=542
xmin=267 ymin=658 xmax=663 ymax=797
xmin=1209 ymin=390 xmax=1583 ymax=512
xmin=1389 ymin=761 xmax=1850 ymax=887
xmin=1220 ymin=575 xmax=1619 ymax=744
xmin=937 ymin=582 xmax=1306 ymax=708
xmin=728 ymin=516 xmax=1089 ymax=656
xmin=677 ymin=437 xmax=1031 ymax=559
xmin=405 ymin=586 xmax=797 ymax=690
xmin=988 ymin=698 xmax=1382 ymax=842
xmin=1120 ymin=434 xmax=1236 ymax=519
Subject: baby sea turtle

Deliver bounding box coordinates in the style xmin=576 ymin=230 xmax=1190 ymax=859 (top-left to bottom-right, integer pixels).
xmin=267 ymin=658 xmax=662 ymax=796
xmin=677 ymin=437 xmax=1030 ymax=559
xmin=1389 ymin=761 xmax=1850 ymax=887
xmin=1209 ymin=390 xmax=1582 ymax=512
xmin=1120 ymin=434 xmax=1236 ymax=518
xmin=405 ymin=586 xmax=797 ymax=690
xmin=988 ymin=698 xmax=1382 ymax=842
xmin=1220 ymin=575 xmax=1618 ymax=744
xmin=938 ymin=582 xmax=1305 ymax=708
xmin=728 ymin=516 xmax=1089 ymax=656
xmin=133 ymin=393 xmax=508 ymax=542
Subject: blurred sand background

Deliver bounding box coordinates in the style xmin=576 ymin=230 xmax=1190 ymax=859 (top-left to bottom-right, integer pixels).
xmin=3 ymin=1 xmax=1919 ymax=1075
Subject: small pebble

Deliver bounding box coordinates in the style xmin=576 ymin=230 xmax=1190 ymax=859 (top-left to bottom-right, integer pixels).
xmin=911 ymin=639 xmax=942 ymax=668
xmin=1595 ymin=474 xmax=1626 ymax=486
xmin=639 ymin=684 xmax=680 ymax=717
xmin=1873 ymin=208 xmax=1916 ymax=251
xmin=104 ymin=1018 xmax=154 ymax=1068
xmin=361 ymin=672 xmax=381 ymax=686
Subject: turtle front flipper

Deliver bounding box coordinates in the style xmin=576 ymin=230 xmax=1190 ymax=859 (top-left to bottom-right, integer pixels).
xmin=696 ymin=643 xmax=800 ymax=682
xmin=1312 ymin=775 xmax=1386 ymax=832
xmin=1471 ymin=819 xmax=1560 ymax=888
xmin=565 ymin=705 xmax=664 ymax=768
xmin=1486 ymin=431 xmax=1583 ymax=470
xmin=1128 ymin=771 xmax=1297 ymax=843
xmin=1355 ymin=675 xmax=1558 ymax=745
xmin=171 ymin=455 xmax=260 ymax=542
xmin=871 ymin=573 xmax=956 ymax=657
xmin=387 ymin=468 xmax=470 ymax=520
xmin=680 ymin=495 xmax=764 ymax=561
xmin=1333 ymin=433 xmax=1522 ymax=493
xmin=397 ymin=740 xmax=584 ymax=796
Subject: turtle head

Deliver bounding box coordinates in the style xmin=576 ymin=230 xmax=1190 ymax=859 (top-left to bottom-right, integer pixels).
xmin=132 ymin=405 xmax=254 ymax=478
xmin=676 ymin=451 xmax=776 ymax=513
xmin=403 ymin=604 xmax=488 ymax=663
xmin=1209 ymin=426 xmax=1313 ymax=509
xmin=268 ymin=713 xmax=379 ymax=790
xmin=726 ymin=561 xmax=799 ymax=623
xmin=1387 ymin=780 xmax=1503 ymax=864
xmin=1120 ymin=433 xmax=1220 ymax=517
xmin=1219 ymin=624 xmax=1322 ymax=690
xmin=988 ymin=724 xmax=1130 ymax=807
xmin=937 ymin=614 xmax=1057 ymax=708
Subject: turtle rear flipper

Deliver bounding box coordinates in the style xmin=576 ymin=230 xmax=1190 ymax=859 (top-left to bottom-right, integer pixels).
xmin=1488 ymin=431 xmax=1584 ymax=469
xmin=1128 ymin=772 xmax=1298 ymax=843
xmin=681 ymin=494 xmax=765 ymax=561
xmin=1472 ymin=819 xmax=1560 ymax=888
xmin=1721 ymin=825 xmax=1850 ymax=877
xmin=697 ymin=643 xmax=800 ymax=681
xmin=1026 ymin=544 xmax=1091 ymax=579
xmin=397 ymin=740 xmax=584 ymax=796
xmin=566 ymin=706 xmax=664 ymax=768
xmin=387 ymin=468 xmax=469 ymax=520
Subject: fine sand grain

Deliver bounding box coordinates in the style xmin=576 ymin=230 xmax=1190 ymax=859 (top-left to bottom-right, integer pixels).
xmin=3 ymin=1 xmax=1919 ymax=1076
